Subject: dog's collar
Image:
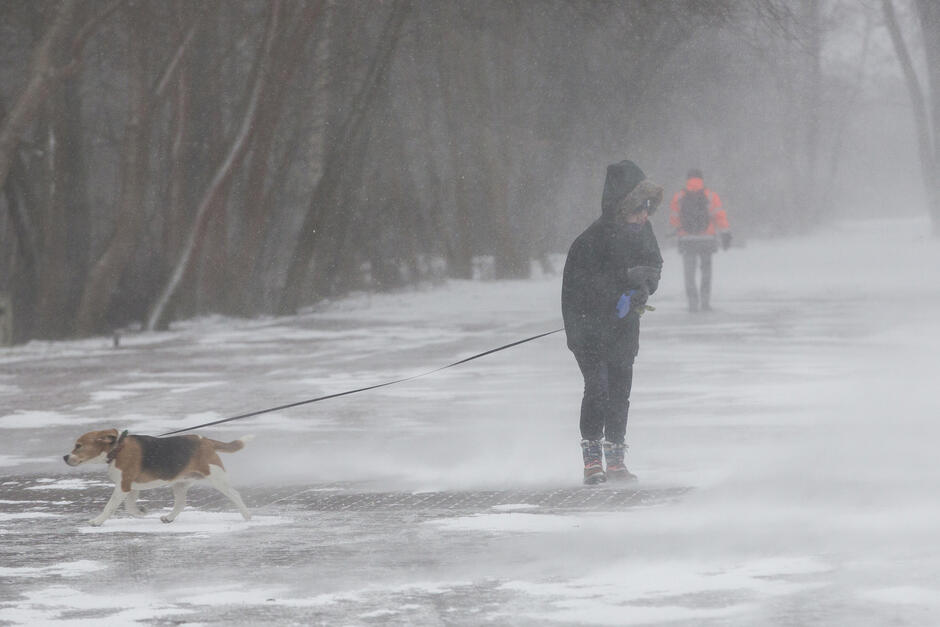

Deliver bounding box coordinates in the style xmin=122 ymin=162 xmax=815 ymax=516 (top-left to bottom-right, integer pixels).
xmin=106 ymin=430 xmax=129 ymax=463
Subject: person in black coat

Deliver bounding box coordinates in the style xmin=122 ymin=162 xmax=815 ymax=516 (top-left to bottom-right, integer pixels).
xmin=561 ymin=160 xmax=663 ymax=484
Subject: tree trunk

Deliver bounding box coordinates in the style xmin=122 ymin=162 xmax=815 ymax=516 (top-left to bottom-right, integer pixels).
xmin=172 ymin=5 xmax=226 ymax=321
xmin=278 ymin=0 xmax=410 ymax=315
xmin=231 ymin=1 xmax=324 ymax=315
xmin=308 ymin=125 xmax=372 ymax=298
xmin=0 ymin=0 xmax=78 ymax=193
xmin=146 ymin=0 xmax=282 ymax=331
xmin=883 ymin=0 xmax=940 ymax=235
xmin=163 ymin=1 xmax=198 ymax=264
xmin=75 ymin=2 xmax=152 ymax=336
xmin=433 ymin=19 xmax=475 ymax=280
xmin=802 ymin=0 xmax=823 ymax=226
xmin=915 ymin=0 xmax=940 ymax=235
xmin=819 ymin=11 xmax=873 ymax=215
xmin=1 ymin=149 xmax=39 ymax=344
xmin=409 ymin=7 xmax=459 ymax=277
xmin=34 ymin=72 xmax=89 ymax=339
xmin=195 ymin=176 xmax=231 ymax=314
xmin=29 ymin=0 xmax=92 ymax=339
xmin=250 ymin=120 xmax=307 ymax=313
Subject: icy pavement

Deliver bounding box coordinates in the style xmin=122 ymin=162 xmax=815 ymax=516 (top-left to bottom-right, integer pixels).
xmin=2 ymin=218 xmax=940 ymax=625
xmin=0 ymin=475 xmax=690 ymax=625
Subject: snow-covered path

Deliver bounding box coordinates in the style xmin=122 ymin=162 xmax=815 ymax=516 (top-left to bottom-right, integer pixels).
xmin=2 ymin=218 xmax=939 ymax=625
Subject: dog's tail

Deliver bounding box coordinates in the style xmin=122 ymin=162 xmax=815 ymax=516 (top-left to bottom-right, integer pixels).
xmin=208 ymin=434 xmax=254 ymax=453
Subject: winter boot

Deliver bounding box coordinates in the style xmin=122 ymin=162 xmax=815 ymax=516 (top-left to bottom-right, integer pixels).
xmin=581 ymin=439 xmax=606 ymax=485
xmin=603 ymin=441 xmax=638 ymax=482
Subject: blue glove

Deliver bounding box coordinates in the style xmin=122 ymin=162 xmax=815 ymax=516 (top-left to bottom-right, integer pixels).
xmin=617 ymin=287 xmax=650 ymax=319
xmin=616 ymin=292 xmax=631 ymax=318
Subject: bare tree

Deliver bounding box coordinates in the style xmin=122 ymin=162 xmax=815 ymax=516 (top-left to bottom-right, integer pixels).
xmin=75 ymin=1 xmax=155 ymax=335
xmin=0 ymin=0 xmax=123 ymax=192
xmin=229 ymin=0 xmax=325 ymax=315
xmin=278 ymin=0 xmax=410 ymax=315
xmin=33 ymin=54 xmax=90 ymax=339
xmin=0 ymin=0 xmax=80 ymax=193
xmin=146 ymin=0 xmax=283 ymax=331
xmin=915 ymin=0 xmax=940 ymax=234
xmin=883 ymin=0 xmax=940 ymax=235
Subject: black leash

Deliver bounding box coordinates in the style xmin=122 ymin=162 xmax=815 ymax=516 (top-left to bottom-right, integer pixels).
xmin=159 ymin=327 xmax=565 ymax=436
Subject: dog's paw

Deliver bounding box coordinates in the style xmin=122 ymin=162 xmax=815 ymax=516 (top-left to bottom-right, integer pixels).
xmin=160 ymin=515 xmax=175 ymax=523
xmin=88 ymin=518 xmax=105 ymax=527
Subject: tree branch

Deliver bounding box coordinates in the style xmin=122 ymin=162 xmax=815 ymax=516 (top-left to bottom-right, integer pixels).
xmin=59 ymin=0 xmax=127 ymax=79
xmin=154 ymin=15 xmax=204 ymax=99
xmin=882 ymin=0 xmax=935 ymax=193
xmin=146 ymin=0 xmax=284 ymax=330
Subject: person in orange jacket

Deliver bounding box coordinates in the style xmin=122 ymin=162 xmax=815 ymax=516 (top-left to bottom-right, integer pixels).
xmin=669 ymin=169 xmax=731 ymax=312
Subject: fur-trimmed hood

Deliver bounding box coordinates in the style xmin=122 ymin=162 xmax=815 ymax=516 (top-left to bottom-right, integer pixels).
xmin=600 ymin=160 xmax=663 ymax=219
xmin=619 ymin=179 xmax=664 ymax=216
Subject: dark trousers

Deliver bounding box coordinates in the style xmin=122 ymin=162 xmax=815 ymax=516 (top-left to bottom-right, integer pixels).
xmin=574 ymin=351 xmax=634 ymax=444
xmin=679 ymin=239 xmax=717 ymax=309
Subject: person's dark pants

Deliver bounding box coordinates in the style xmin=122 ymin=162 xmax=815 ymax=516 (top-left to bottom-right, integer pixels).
xmin=679 ymin=239 xmax=718 ymax=310
xmin=574 ymin=351 xmax=634 ymax=445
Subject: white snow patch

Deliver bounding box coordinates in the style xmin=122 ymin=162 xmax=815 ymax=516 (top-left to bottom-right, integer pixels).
xmin=0 ymin=560 xmax=105 ymax=578
xmin=733 ymin=556 xmax=832 ymax=578
xmin=0 ymin=586 xmax=191 ymax=625
xmin=500 ymin=556 xmax=829 ymax=624
xmin=176 ymin=580 xmax=470 ymax=609
xmin=501 ymin=601 xmax=752 ymax=626
xmin=177 ymin=584 xmax=303 ymax=607
xmin=166 ymin=380 xmax=226 ymax=394
xmin=113 ymin=381 xmax=190 ymax=390
xmin=426 ymin=512 xmax=585 ymax=533
xmin=0 ymin=512 xmax=61 ymax=521
xmin=78 ymin=511 xmax=288 ymax=535
xmin=491 ymin=503 xmax=540 ymax=511
xmin=26 ymin=478 xmax=108 ymax=491
xmin=0 ymin=411 xmax=90 ymax=429
xmin=0 ymin=499 xmax=72 ymax=504
xmin=88 ymin=390 xmax=138 ymax=402
xmin=0 ymin=382 xmax=21 ymax=395
xmin=0 ymin=454 xmax=34 ymax=467
xmin=358 ymin=608 xmax=401 ymax=618
xmin=861 ymin=586 xmax=940 ymax=607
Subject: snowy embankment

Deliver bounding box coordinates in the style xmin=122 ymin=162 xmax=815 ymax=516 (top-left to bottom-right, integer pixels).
xmin=1 ymin=217 xmax=939 ymax=625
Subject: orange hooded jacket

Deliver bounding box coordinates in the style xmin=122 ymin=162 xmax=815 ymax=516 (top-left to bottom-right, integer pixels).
xmin=669 ymin=177 xmax=729 ymax=238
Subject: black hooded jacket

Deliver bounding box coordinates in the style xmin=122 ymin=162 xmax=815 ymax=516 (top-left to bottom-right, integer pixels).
xmin=561 ymin=161 xmax=664 ymax=358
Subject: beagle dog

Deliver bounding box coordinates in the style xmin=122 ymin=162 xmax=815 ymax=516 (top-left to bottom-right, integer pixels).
xmin=64 ymin=428 xmax=252 ymax=526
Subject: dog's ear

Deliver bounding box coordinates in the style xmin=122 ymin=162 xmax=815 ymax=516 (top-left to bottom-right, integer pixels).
xmin=96 ymin=428 xmax=120 ymax=444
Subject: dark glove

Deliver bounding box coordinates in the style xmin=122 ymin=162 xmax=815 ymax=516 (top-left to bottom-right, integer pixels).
xmin=720 ymin=232 xmax=732 ymax=250
xmin=626 ymin=265 xmax=661 ymax=292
